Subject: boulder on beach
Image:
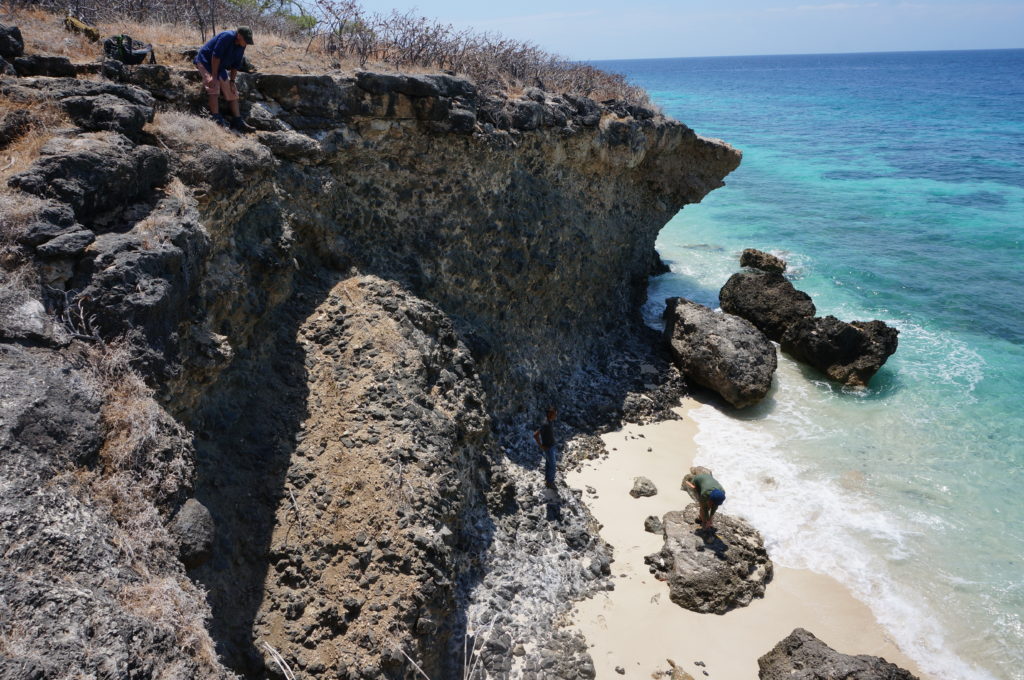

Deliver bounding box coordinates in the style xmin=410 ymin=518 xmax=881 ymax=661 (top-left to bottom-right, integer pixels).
xmin=664 ymin=297 xmax=777 ymax=409
xmin=758 ymin=628 xmax=919 ymax=680
xmin=630 ymin=477 xmax=658 ymax=498
xmin=719 ymin=271 xmax=815 ymax=341
xmin=780 ymin=315 xmax=898 ymax=387
xmin=644 ymin=505 xmax=773 ymax=614
xmin=740 ymin=248 xmax=787 ymax=274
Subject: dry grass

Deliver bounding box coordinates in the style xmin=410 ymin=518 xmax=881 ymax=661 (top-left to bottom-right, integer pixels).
xmin=148 ymin=109 xmax=261 ymax=153
xmin=0 ymin=99 xmax=71 ymax=182
xmin=3 ymin=7 xmax=334 ymax=73
xmin=120 ymin=576 xmax=221 ymax=670
xmin=4 ymin=7 xmax=649 ymax=102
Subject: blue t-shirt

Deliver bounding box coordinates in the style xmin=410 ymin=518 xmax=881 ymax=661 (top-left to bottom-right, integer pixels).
xmin=195 ymin=30 xmax=246 ymax=79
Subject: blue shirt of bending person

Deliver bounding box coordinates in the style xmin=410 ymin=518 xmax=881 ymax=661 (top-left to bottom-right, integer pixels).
xmin=195 ymin=30 xmax=247 ymax=80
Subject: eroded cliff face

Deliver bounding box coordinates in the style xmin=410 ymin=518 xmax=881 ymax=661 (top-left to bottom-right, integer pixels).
xmin=1 ymin=64 xmax=739 ymax=679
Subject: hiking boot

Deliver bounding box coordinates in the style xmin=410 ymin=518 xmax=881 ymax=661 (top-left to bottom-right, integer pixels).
xmin=210 ymin=113 xmax=230 ymax=128
xmin=230 ymin=116 xmax=256 ymax=133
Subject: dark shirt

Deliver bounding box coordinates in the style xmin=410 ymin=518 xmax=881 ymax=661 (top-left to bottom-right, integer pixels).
xmin=538 ymin=422 xmax=555 ymax=449
xmin=195 ymin=30 xmax=246 ymax=80
xmin=693 ymin=473 xmax=724 ymax=499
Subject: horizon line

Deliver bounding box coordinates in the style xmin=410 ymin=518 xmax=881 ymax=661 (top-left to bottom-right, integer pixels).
xmin=588 ymin=45 xmax=1024 ymax=63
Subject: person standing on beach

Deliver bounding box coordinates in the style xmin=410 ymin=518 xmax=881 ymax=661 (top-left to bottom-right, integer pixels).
xmin=683 ymin=466 xmax=726 ymax=530
xmin=533 ymin=408 xmax=558 ymax=490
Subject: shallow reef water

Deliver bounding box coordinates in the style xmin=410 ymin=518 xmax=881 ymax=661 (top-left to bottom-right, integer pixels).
xmin=599 ymin=49 xmax=1024 ymax=680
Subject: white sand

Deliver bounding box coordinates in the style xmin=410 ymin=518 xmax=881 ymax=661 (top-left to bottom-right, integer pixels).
xmin=567 ymin=399 xmax=928 ymax=679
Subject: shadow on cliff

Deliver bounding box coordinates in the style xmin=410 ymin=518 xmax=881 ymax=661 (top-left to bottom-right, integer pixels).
xmin=186 ymin=270 xmax=329 ymax=675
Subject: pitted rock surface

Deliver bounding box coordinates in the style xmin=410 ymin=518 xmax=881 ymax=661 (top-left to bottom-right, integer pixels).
xmin=781 ymin=316 xmax=899 ymax=387
xmin=645 ymin=506 xmax=773 ymax=614
xmin=664 ymin=297 xmax=776 ymax=408
xmin=12 ymin=54 xmax=76 ymax=77
xmin=630 ymin=476 xmax=658 ymax=498
xmin=8 ymin=133 xmax=167 ymax=221
xmin=758 ymin=628 xmax=919 ymax=680
xmin=1 ymin=58 xmax=741 ymax=680
xmin=719 ymin=271 xmax=816 ymax=341
xmin=0 ymin=24 xmax=24 ymax=58
xmin=740 ymin=248 xmax=787 ymax=274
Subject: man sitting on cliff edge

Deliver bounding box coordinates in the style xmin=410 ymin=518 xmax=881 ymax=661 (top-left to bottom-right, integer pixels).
xmin=194 ymin=26 xmax=256 ymax=133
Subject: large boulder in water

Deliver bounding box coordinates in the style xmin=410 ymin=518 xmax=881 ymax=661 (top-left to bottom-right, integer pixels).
xmin=781 ymin=315 xmax=898 ymax=387
xmin=645 ymin=505 xmax=773 ymax=614
xmin=719 ymin=271 xmax=816 ymax=341
xmin=758 ymin=628 xmax=919 ymax=680
xmin=740 ymin=248 xmax=787 ymax=274
xmin=664 ymin=297 xmax=777 ymax=408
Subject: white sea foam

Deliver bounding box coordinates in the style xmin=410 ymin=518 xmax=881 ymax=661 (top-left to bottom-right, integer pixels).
xmin=687 ymin=360 xmax=1002 ymax=680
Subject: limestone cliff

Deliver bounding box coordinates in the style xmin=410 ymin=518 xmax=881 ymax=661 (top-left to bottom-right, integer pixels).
xmin=1 ymin=62 xmax=739 ymax=680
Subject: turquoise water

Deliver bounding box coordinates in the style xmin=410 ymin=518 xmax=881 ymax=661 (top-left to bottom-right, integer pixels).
xmin=596 ymin=51 xmax=1024 ymax=679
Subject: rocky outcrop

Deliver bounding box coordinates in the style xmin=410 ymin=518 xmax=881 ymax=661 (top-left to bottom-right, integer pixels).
xmin=630 ymin=476 xmax=658 ymax=497
xmin=758 ymin=628 xmax=919 ymax=680
xmin=781 ymin=316 xmax=899 ymax=387
xmin=719 ymin=271 xmax=815 ymax=341
xmin=0 ymin=24 xmax=24 ymax=58
xmin=8 ymin=133 xmax=168 ymax=221
xmin=0 ymin=340 xmax=232 ymax=680
xmin=664 ymin=297 xmax=776 ymax=408
xmin=13 ymin=54 xmax=77 ymax=77
xmin=645 ymin=506 xmax=772 ymax=614
xmin=1 ymin=55 xmax=739 ymax=680
xmin=740 ymin=248 xmax=786 ymax=273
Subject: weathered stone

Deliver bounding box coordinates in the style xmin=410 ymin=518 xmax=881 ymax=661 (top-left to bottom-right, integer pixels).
xmin=8 ymin=133 xmax=168 ymax=221
xmin=0 ymin=108 xmax=33 ymax=148
xmin=0 ymin=288 xmax=67 ymax=346
xmin=664 ymin=297 xmax=777 ymax=408
xmin=645 ymin=506 xmax=772 ymax=614
xmin=0 ymin=55 xmax=16 ymax=76
xmin=0 ymin=344 xmax=101 ymax=468
xmin=630 ymin=476 xmax=658 ymax=498
xmin=61 ymin=94 xmax=153 ymax=138
xmin=0 ymin=24 xmax=24 ymax=58
xmin=34 ymin=228 xmax=94 ymax=258
xmin=13 ymin=55 xmax=76 ymax=78
xmin=172 ymin=498 xmax=215 ymax=569
xmin=781 ymin=315 xmax=899 ymax=387
xmin=719 ymin=271 xmax=815 ymax=341
xmin=758 ymin=628 xmax=919 ymax=680
xmin=740 ymin=248 xmax=786 ymax=273
xmin=650 ymin=248 xmax=671 ymax=276
xmin=644 ymin=515 xmax=663 ymax=533
xmin=354 ymin=70 xmax=408 ymax=95
xmin=256 ymin=130 xmax=323 ymax=163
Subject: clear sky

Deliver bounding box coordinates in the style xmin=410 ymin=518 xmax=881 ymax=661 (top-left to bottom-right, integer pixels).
xmin=348 ymin=0 xmax=1024 ymax=60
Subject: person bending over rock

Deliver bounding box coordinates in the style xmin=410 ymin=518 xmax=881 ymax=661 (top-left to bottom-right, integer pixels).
xmin=194 ymin=26 xmax=256 ymax=132
xmin=533 ymin=407 xmax=558 ymax=490
xmin=683 ymin=466 xmax=726 ymax=530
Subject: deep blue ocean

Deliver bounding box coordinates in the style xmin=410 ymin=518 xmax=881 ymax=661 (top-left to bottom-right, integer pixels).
xmin=595 ymin=50 xmax=1024 ymax=680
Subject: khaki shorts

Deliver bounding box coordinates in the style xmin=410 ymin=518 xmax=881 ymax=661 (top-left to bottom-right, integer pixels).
xmin=196 ymin=62 xmax=238 ymax=101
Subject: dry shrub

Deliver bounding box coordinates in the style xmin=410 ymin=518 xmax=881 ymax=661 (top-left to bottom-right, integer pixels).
xmin=0 ymin=99 xmax=72 ymax=182
xmin=0 ymin=262 xmax=41 ymax=321
xmin=88 ymin=334 xmax=168 ymax=475
xmin=5 ymin=7 xmax=100 ymax=61
xmin=86 ymin=331 xmax=193 ymax=495
xmin=7 ymin=5 xmax=648 ymax=102
xmin=0 ymin=187 xmax=47 ymax=245
xmin=148 ymin=109 xmax=261 ymax=153
xmin=120 ymin=577 xmax=220 ymax=670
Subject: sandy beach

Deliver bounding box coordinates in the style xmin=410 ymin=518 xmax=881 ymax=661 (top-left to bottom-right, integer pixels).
xmin=567 ymin=398 xmax=928 ymax=680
